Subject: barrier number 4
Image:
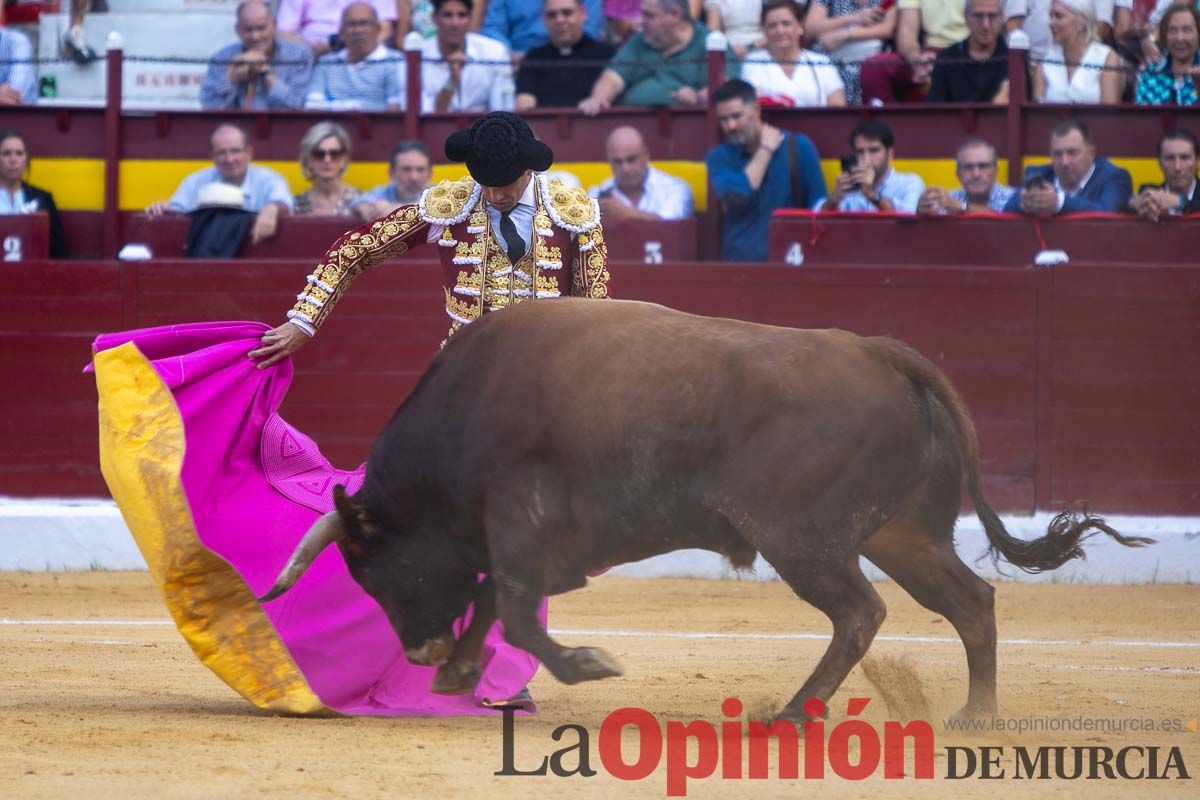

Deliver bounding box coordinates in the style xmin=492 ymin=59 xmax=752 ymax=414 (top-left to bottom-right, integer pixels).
xmin=784 ymin=242 xmax=804 ymax=266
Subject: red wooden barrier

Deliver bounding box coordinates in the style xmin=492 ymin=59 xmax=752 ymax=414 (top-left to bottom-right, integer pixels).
xmin=122 ymin=213 xmax=698 ymax=263
xmin=0 ymin=214 xmax=50 ymax=261
xmin=8 ymin=232 xmax=1197 ymax=513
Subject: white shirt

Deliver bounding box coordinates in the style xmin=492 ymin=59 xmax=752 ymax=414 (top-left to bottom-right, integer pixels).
xmin=740 ymin=49 xmax=844 ymax=107
xmin=415 ymin=33 xmax=515 ymax=113
xmin=484 ymin=174 xmax=536 ymax=250
xmin=1005 ymin=0 xmax=1052 ymax=59
xmin=704 ymin=0 xmax=763 ymax=50
xmin=588 ymin=165 xmax=694 ymax=221
xmin=0 ymin=186 xmax=35 ymax=214
xmin=1039 ymin=42 xmax=1113 ymax=104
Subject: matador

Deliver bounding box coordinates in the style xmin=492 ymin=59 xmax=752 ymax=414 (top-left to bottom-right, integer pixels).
xmin=251 ymin=112 xmax=611 ymax=366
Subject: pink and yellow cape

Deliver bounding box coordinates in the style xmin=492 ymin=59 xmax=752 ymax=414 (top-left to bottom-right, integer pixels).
xmin=90 ymin=321 xmax=539 ymax=715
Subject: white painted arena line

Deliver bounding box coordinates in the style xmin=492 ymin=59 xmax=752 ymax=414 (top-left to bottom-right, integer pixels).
xmin=5 ymin=621 xmax=1194 ymax=676
xmin=548 ymin=628 xmax=1200 ymax=650
xmin=3 ymin=619 xmax=1197 ymax=651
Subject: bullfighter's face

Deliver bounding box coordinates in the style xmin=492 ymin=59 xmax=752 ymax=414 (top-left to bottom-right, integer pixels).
xmin=338 ymin=529 xmax=479 ymax=664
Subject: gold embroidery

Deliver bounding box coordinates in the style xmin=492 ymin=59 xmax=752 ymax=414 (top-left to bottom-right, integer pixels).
xmin=454 ymin=237 xmax=484 ymax=264
xmin=289 ymin=205 xmax=427 ymax=330
xmin=572 ymin=223 xmax=610 ymax=299
xmin=453 ymin=270 xmax=484 ymax=295
xmin=546 ymin=180 xmax=598 ymax=230
xmin=535 ymin=235 xmax=562 ymax=267
xmin=444 ymin=286 xmax=481 ymax=324
xmin=422 ymin=177 xmax=477 ymax=223
xmin=535 ymin=272 xmax=561 ymax=297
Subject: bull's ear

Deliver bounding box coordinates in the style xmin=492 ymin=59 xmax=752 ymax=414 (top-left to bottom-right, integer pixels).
xmin=333 ymin=484 xmax=379 ymax=540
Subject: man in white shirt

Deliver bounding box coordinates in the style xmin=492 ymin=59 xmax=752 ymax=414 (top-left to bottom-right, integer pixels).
xmin=144 ymin=123 xmax=292 ymax=245
xmin=588 ymin=126 xmax=694 ymax=221
xmin=421 ymin=0 xmax=515 ymax=112
xmin=1004 ymin=0 xmax=1051 ymax=59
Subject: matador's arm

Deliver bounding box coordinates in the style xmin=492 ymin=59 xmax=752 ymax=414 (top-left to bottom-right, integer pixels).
xmin=287 ymin=204 xmax=432 ymax=334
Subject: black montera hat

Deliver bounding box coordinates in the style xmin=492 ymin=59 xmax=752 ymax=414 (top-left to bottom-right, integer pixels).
xmin=444 ymin=112 xmax=554 ymax=188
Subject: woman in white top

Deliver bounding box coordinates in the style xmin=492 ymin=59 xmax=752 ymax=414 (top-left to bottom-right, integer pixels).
xmin=741 ymin=0 xmax=847 ymax=107
xmin=1034 ymin=0 xmax=1124 ymax=103
xmin=705 ymin=0 xmax=766 ymax=57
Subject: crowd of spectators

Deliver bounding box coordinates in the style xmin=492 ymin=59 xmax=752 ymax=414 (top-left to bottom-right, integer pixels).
xmin=2 ymin=1 xmax=1198 ymax=263
xmin=2 ymin=0 xmax=1199 ymax=109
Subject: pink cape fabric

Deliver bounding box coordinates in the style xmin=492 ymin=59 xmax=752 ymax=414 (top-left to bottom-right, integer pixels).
xmin=92 ymin=321 xmax=541 ymax=715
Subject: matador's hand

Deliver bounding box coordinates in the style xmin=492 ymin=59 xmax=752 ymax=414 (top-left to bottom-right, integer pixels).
xmin=248 ymin=322 xmax=310 ymax=369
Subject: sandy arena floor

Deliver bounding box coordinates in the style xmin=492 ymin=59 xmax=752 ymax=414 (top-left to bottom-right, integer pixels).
xmin=0 ymin=573 xmax=1196 ymax=799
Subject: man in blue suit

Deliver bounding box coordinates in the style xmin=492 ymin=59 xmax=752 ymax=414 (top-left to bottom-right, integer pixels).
xmin=1004 ymin=120 xmax=1132 ymax=215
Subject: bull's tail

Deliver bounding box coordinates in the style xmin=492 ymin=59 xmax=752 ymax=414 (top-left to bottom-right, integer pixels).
xmin=867 ymin=337 xmax=1154 ymax=573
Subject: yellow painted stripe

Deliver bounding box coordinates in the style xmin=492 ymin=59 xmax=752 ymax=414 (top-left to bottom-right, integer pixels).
xmin=94 ymin=343 xmax=326 ymax=715
xmin=25 ymin=158 xmax=106 ymax=211
xmin=40 ymin=156 xmax=1169 ymax=213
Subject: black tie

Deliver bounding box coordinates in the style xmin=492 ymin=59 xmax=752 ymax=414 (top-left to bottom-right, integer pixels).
xmin=500 ymin=210 xmax=525 ymax=265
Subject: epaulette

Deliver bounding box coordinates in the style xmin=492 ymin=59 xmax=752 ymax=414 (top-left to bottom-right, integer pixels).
xmin=419 ymin=177 xmax=482 ymax=226
xmin=537 ymin=174 xmax=600 ymax=234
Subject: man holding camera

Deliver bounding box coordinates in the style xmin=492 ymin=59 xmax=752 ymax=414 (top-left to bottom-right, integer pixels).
xmin=1003 ymin=120 xmax=1132 ymax=216
xmin=201 ymin=0 xmax=314 ymax=110
xmin=822 ymin=120 xmax=924 ymax=213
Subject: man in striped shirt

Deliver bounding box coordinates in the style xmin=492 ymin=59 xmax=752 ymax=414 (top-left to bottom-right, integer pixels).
xmin=305 ymin=2 xmax=403 ymax=111
xmin=0 ymin=14 xmax=35 ymax=106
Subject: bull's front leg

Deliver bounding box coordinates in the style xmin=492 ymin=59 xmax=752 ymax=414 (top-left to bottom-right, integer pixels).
xmin=493 ymin=568 xmax=623 ymax=685
xmin=484 ymin=471 xmax=623 ymax=685
xmin=429 ymin=576 xmax=497 ymax=695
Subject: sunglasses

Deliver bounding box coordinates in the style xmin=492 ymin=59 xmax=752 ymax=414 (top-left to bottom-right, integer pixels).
xmin=311 ymin=147 xmax=347 ymax=161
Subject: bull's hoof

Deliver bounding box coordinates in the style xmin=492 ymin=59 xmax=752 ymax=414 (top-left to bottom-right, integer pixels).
xmin=556 ymin=647 xmax=624 ymax=685
xmin=430 ymin=660 xmax=481 ymax=695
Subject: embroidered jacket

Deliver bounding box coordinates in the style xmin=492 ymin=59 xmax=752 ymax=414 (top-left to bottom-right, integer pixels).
xmin=287 ymin=174 xmax=610 ymax=340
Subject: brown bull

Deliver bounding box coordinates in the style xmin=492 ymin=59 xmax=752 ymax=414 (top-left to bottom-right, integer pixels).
xmin=260 ymin=298 xmax=1150 ymax=722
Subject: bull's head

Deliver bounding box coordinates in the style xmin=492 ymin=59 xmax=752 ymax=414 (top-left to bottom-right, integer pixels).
xmin=258 ymin=485 xmax=480 ymax=666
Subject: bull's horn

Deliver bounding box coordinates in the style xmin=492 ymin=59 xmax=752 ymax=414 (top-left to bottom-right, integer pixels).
xmin=257 ymin=511 xmax=344 ymax=603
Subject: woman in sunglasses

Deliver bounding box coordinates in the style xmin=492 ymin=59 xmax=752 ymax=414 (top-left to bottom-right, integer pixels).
xmin=293 ymin=121 xmax=363 ymax=216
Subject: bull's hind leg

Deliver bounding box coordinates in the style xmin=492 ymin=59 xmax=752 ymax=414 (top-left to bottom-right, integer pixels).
xmin=862 ymin=525 xmax=998 ymax=718
xmin=768 ymin=555 xmax=888 ymax=723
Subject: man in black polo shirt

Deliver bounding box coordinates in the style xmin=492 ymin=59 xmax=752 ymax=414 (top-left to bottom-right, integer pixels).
xmin=927 ymin=0 xmax=1010 ymax=103
xmin=515 ymin=0 xmax=614 ymax=109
